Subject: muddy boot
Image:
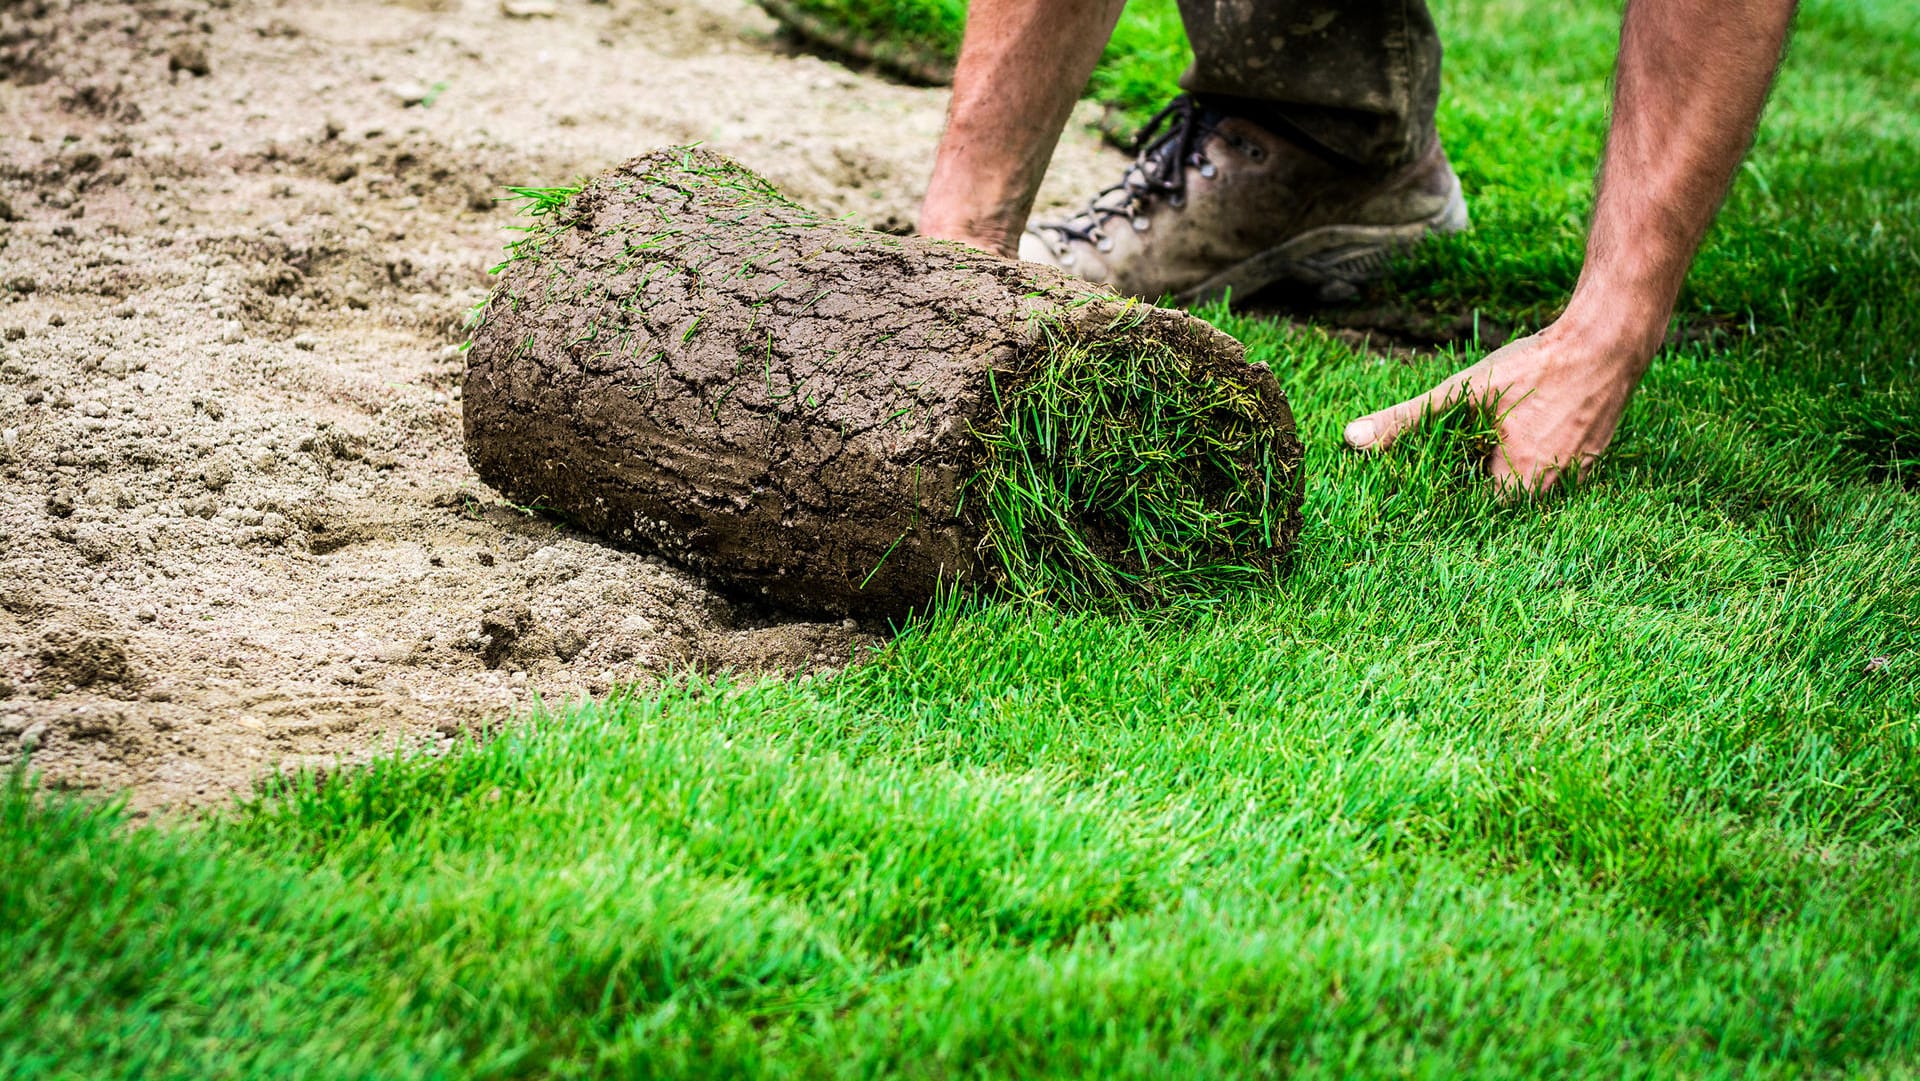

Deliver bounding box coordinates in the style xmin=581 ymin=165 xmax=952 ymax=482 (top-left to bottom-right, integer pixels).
xmin=1019 ymin=95 xmax=1468 ymax=304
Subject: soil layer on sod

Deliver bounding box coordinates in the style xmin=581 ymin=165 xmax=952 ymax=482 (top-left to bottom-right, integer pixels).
xmin=464 ymin=148 xmax=1304 ymax=616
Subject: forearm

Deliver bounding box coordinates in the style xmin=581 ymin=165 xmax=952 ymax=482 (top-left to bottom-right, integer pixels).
xmin=1559 ymin=0 xmax=1797 ymax=364
xmin=918 ymin=0 xmax=1125 ymax=256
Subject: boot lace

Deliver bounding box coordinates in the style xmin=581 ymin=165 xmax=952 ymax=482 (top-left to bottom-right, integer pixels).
xmin=1035 ymin=95 xmax=1224 ymax=254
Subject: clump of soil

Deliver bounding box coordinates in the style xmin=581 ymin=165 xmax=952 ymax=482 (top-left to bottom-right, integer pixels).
xmin=0 ymin=0 xmax=1128 ymax=814
xmin=464 ymin=149 xmax=1303 ymax=616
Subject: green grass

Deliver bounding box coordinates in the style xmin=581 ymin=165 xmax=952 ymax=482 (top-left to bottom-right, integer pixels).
xmin=6 ymin=0 xmax=1919 ymax=1076
xmin=976 ymin=304 xmax=1300 ymax=605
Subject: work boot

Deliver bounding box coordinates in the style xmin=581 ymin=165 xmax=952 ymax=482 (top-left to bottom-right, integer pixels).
xmin=1019 ymin=95 xmax=1468 ymax=304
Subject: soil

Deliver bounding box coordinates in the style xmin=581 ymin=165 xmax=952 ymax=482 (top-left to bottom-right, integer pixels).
xmin=0 ymin=0 xmax=1129 ymax=815
xmin=467 ymin=148 xmax=1297 ymax=615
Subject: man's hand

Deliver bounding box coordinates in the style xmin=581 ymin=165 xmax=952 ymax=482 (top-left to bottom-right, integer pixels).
xmin=1343 ymin=318 xmax=1656 ymax=496
xmin=1348 ymin=0 xmax=1797 ymax=495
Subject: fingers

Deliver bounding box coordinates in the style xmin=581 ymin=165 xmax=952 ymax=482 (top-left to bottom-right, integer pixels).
xmin=1489 ymin=444 xmax=1598 ymax=500
xmin=1487 ymin=445 xmax=1556 ymax=501
xmin=1342 ymin=363 xmax=1484 ymax=454
xmin=1344 ymin=331 xmax=1625 ymax=500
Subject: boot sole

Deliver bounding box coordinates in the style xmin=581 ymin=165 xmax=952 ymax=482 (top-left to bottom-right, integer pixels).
xmin=1174 ymin=180 xmax=1470 ymax=306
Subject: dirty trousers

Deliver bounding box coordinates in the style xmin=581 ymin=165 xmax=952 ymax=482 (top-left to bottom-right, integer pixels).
xmin=1175 ymin=0 xmax=1442 ymax=171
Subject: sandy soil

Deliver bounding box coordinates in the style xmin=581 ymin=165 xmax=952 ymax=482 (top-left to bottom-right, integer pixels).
xmin=0 ymin=0 xmax=1124 ymax=814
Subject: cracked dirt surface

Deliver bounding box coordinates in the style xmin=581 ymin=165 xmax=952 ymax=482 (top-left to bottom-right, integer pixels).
xmin=0 ymin=0 xmax=1126 ymax=814
xmin=466 ymin=148 xmax=1300 ymax=617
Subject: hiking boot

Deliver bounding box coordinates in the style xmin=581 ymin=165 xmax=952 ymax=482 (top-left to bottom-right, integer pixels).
xmin=1019 ymin=95 xmax=1469 ymax=304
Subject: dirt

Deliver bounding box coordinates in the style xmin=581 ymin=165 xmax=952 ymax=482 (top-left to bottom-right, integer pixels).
xmin=0 ymin=0 xmax=1129 ymax=815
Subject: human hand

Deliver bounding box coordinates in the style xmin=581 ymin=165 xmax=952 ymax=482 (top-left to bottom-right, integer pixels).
xmin=1341 ymin=320 xmax=1657 ymax=496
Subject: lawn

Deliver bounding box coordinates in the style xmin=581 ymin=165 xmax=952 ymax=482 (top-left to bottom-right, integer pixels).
xmin=5 ymin=0 xmax=1917 ymax=1076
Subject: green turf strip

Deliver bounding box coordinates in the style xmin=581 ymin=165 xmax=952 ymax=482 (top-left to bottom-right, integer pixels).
xmin=6 ymin=0 xmax=1918 ymax=1075
xmin=483 ymin=160 xmax=1301 ymax=610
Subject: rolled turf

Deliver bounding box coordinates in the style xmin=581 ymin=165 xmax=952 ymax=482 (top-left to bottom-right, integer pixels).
xmin=463 ymin=147 xmax=1304 ymax=616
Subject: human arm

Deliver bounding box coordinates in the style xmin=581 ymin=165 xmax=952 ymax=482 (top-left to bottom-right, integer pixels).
xmin=918 ymin=0 xmax=1128 ymax=257
xmin=1343 ymin=0 xmax=1799 ymax=495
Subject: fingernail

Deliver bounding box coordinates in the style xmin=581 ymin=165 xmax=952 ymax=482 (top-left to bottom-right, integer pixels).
xmin=1343 ymin=419 xmax=1375 ymax=448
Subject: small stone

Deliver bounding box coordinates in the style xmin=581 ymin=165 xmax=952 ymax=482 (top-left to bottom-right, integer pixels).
xmin=292 ymin=335 xmax=318 ymax=351
xmin=80 ymin=400 xmax=108 ymax=418
xmin=184 ymin=495 xmax=219 ymax=519
xmin=387 ymin=82 xmax=431 ymax=107
xmin=0 ymin=198 xmax=14 ymax=222
xmin=74 ymin=526 xmax=117 ymax=564
xmin=3 ymin=327 xmax=24 ymax=342
xmin=219 ymin=321 xmax=244 ymax=344
xmin=501 ymin=0 xmax=557 ymax=15
xmin=200 ymin=458 xmax=234 ymax=490
xmin=23 ymin=390 xmax=43 ymax=405
xmin=19 ymin=721 xmax=48 ymax=748
xmin=169 ymin=42 xmax=211 ymax=77
xmin=135 ymin=605 xmax=157 ymax=622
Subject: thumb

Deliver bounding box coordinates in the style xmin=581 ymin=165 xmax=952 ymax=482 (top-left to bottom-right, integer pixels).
xmin=1344 ymin=366 xmax=1482 ymax=453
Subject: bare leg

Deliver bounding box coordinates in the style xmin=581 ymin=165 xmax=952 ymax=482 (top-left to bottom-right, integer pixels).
xmin=1345 ymin=0 xmax=1799 ymax=495
xmin=918 ymin=0 xmax=1127 ymax=257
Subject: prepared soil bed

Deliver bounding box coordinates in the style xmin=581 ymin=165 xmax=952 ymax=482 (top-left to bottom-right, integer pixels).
xmin=0 ymin=0 xmax=1131 ymax=813
xmin=464 ymin=148 xmax=1305 ymax=615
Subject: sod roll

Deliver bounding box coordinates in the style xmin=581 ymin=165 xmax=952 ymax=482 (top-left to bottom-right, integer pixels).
xmin=463 ymin=147 xmax=1304 ymax=616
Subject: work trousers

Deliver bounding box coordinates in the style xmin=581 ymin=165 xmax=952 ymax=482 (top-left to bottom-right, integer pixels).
xmin=1176 ymin=0 xmax=1442 ymax=170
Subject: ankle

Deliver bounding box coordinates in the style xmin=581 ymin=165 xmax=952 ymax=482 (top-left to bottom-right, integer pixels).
xmin=1189 ymin=93 xmax=1436 ymax=176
